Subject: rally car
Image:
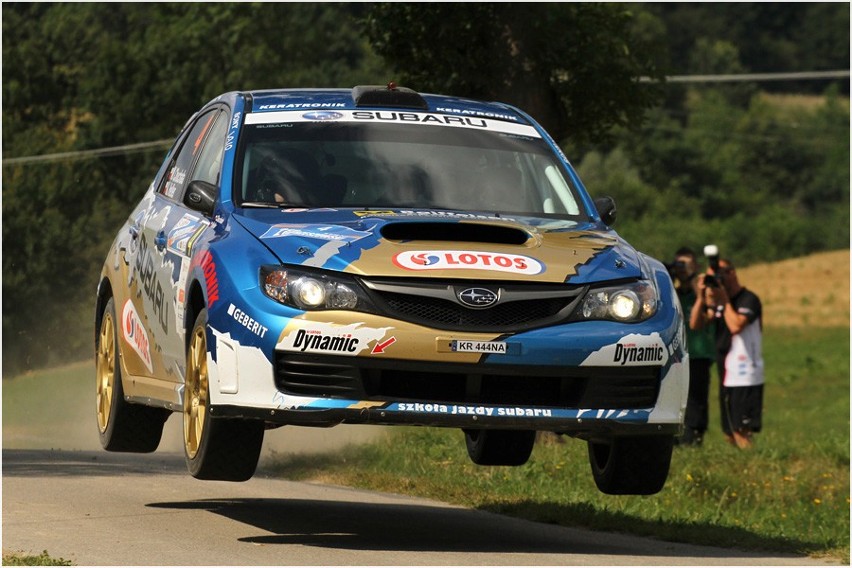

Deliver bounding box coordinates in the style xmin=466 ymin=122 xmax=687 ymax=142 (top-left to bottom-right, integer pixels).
xmin=95 ymin=84 xmax=688 ymax=495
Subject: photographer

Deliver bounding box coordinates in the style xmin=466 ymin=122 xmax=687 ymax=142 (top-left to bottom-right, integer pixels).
xmin=690 ymin=251 xmax=764 ymax=449
xmin=670 ymin=247 xmax=715 ymax=446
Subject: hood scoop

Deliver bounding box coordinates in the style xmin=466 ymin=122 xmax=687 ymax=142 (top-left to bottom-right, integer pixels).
xmin=380 ymin=222 xmax=530 ymax=245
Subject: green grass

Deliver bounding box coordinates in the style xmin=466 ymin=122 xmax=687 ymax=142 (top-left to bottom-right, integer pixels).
xmin=2 ymin=360 xmax=94 ymax=450
xmin=267 ymin=326 xmax=850 ymax=562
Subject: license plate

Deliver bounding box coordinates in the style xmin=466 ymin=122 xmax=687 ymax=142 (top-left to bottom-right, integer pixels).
xmin=450 ymin=340 xmax=507 ymax=354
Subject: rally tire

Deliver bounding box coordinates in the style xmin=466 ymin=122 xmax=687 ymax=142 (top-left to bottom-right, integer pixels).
xmin=464 ymin=429 xmax=536 ymax=466
xmin=588 ymin=435 xmax=674 ymax=495
xmin=184 ymin=308 xmax=264 ymax=481
xmin=96 ymin=297 xmax=170 ymax=452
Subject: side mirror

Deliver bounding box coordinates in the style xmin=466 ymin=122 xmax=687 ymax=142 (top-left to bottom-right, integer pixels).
xmin=184 ymin=180 xmax=218 ymax=217
xmin=594 ymin=196 xmax=617 ymax=226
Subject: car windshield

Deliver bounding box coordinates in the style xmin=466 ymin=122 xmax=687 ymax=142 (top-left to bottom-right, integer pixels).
xmin=236 ymin=112 xmax=586 ymax=218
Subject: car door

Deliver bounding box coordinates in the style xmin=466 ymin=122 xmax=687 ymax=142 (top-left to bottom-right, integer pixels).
xmin=132 ymin=107 xmax=228 ymax=383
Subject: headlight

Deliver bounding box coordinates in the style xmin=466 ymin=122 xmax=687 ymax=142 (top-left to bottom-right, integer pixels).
xmin=262 ymin=266 xmax=371 ymax=311
xmin=573 ymin=281 xmax=658 ymax=322
xmin=293 ymin=277 xmax=327 ymax=308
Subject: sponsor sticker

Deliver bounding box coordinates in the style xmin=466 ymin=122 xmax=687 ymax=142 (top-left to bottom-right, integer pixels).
xmin=225 ymin=111 xmax=242 ymax=151
xmin=134 ymin=234 xmax=169 ymax=332
xmin=122 ymin=300 xmax=153 ymax=373
xmin=613 ymin=343 xmax=666 ymax=366
xmin=167 ymin=214 xmax=207 ymax=256
xmin=395 ymin=403 xmax=553 ymax=418
xmin=302 ymin=111 xmax=344 ymax=121
xmin=353 ymin=210 xmax=516 ymax=222
xmin=434 ymin=106 xmax=519 ymax=122
xmin=277 ymin=322 xmax=393 ymax=356
xmin=580 ymin=333 xmax=669 ymax=367
xmin=257 ymin=103 xmax=347 ymax=110
xmin=192 ymin=250 xmax=220 ymax=307
xmin=245 ymin=110 xmax=541 ymax=137
xmin=260 ymin=224 xmax=371 ymax=243
xmin=393 ymin=250 xmax=545 ymax=275
xmin=371 ymin=336 xmax=397 ymax=354
xmin=227 ymin=303 xmax=268 ymax=338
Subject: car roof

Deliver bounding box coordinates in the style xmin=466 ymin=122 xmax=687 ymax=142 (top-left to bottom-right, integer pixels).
xmin=238 ymin=86 xmax=532 ymax=126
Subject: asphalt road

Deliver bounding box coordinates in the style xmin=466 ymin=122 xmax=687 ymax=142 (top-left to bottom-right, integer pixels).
xmin=1 ymin=367 xmax=838 ymax=565
xmin=3 ymin=449 xmax=834 ymax=566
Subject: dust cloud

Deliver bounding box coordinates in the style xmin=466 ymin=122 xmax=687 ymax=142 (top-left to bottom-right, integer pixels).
xmin=2 ymin=364 xmax=386 ymax=467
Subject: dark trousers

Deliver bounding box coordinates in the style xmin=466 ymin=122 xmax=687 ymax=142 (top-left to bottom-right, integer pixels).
xmin=684 ymin=358 xmax=713 ymax=435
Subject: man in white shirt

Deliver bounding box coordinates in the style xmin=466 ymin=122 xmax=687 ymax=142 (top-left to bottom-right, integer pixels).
xmin=690 ymin=258 xmax=763 ymax=449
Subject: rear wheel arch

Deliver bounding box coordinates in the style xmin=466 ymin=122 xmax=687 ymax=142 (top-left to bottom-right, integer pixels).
xmin=96 ymin=296 xmax=169 ymax=452
xmin=94 ymin=277 xmax=114 ymax=347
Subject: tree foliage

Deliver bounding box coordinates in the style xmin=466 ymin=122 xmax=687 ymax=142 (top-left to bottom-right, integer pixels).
xmin=362 ymin=3 xmax=665 ymax=144
xmin=645 ymin=3 xmax=850 ymax=89
xmin=577 ymin=88 xmax=850 ymax=266
xmin=2 ymin=3 xmax=388 ymax=373
xmin=2 ymin=3 xmax=849 ymax=374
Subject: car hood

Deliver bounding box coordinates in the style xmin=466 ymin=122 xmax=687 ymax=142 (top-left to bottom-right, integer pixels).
xmin=232 ymin=209 xmax=643 ymax=284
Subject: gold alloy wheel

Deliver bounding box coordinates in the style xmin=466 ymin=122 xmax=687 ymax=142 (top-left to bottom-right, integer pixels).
xmin=184 ymin=325 xmax=209 ymax=459
xmin=96 ymin=310 xmax=115 ymax=433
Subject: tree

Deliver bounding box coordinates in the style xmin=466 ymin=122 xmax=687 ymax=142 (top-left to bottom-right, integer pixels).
xmin=645 ymin=3 xmax=850 ymax=95
xmin=1 ymin=3 xmax=389 ymax=374
xmin=362 ymin=4 xmax=665 ymax=144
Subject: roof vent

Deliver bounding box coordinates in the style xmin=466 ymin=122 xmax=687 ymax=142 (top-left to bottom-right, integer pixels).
xmin=353 ymin=83 xmax=428 ymax=110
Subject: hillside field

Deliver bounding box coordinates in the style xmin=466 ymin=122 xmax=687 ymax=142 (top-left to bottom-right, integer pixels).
xmin=736 ymin=249 xmax=849 ymax=328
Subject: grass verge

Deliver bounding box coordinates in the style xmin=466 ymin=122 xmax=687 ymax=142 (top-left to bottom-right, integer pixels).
xmin=267 ymin=326 xmax=850 ymax=563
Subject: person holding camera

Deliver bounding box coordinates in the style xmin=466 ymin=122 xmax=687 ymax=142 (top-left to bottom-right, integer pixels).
xmin=670 ymin=247 xmax=716 ymax=446
xmin=689 ymin=250 xmax=764 ymax=449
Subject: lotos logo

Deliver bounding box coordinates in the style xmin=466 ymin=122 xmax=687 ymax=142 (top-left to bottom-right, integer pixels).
xmin=411 ymin=253 xmax=441 ymax=266
xmin=393 ymin=250 xmax=545 ymax=275
xmin=122 ymin=300 xmax=153 ymax=373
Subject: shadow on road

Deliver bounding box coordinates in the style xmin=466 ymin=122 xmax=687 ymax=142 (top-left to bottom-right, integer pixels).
xmin=148 ymin=497 xmax=592 ymax=554
xmin=2 ymin=449 xmax=822 ymax=562
xmin=144 ymin=496 xmax=807 ymax=560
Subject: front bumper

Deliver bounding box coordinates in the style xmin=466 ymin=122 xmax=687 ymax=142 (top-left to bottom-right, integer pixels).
xmin=210 ymin=401 xmax=683 ymax=438
xmin=207 ymin=342 xmax=688 ymax=437
xmin=205 ymin=280 xmax=689 ymax=436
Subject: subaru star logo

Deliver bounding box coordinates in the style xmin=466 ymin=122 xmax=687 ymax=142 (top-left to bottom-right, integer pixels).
xmin=301 ymin=111 xmax=344 ymax=121
xmin=457 ymin=287 xmax=499 ymax=309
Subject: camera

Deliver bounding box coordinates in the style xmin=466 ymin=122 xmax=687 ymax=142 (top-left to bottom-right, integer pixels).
xmin=664 ymin=260 xmax=687 ymax=277
xmin=703 ymin=244 xmax=720 ymax=287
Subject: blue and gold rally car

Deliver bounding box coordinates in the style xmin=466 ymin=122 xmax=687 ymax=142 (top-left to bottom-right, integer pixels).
xmin=95 ymin=85 xmax=688 ymax=494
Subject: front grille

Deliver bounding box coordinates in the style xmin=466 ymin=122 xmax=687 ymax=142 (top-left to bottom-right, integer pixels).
xmin=382 ymin=293 xmax=568 ymax=329
xmin=274 ymin=353 xmax=661 ymax=409
xmin=360 ymin=278 xmax=586 ymax=332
